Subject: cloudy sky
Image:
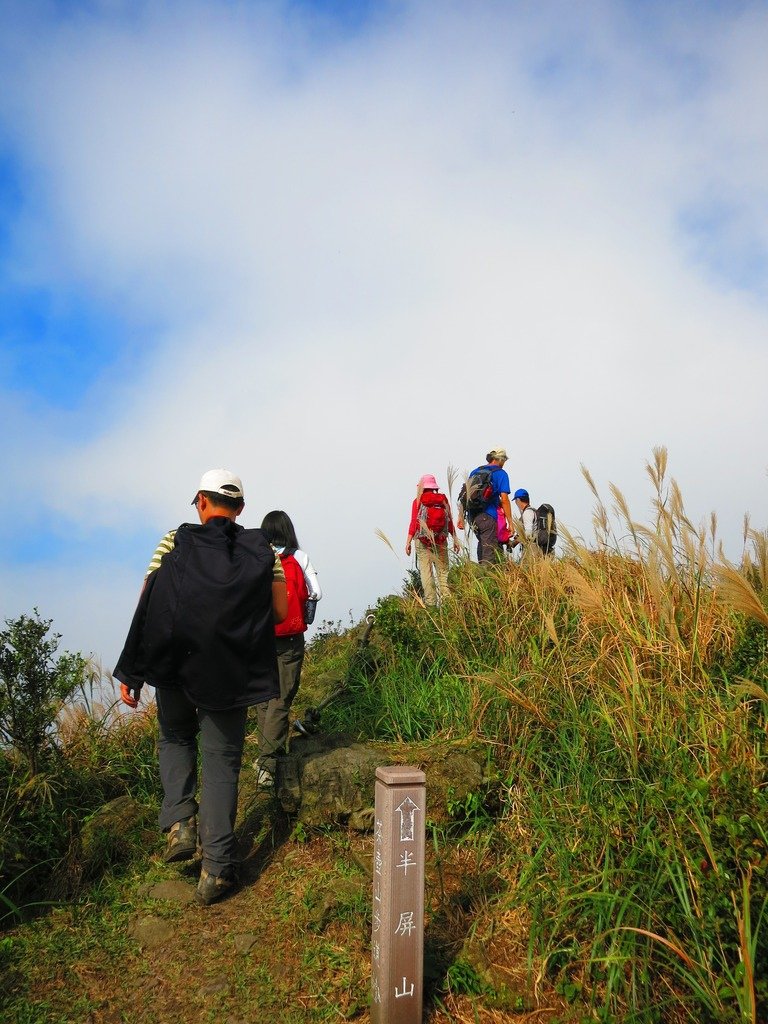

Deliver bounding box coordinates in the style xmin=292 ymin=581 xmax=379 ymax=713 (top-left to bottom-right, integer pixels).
xmin=0 ymin=0 xmax=766 ymax=669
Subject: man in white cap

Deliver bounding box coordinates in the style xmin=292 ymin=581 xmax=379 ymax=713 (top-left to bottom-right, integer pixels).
xmin=115 ymin=469 xmax=287 ymax=906
xmin=457 ymin=449 xmax=512 ymax=564
xmin=142 ymin=469 xmax=247 ymax=578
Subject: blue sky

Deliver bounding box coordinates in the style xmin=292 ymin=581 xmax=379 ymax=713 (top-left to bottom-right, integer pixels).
xmin=0 ymin=0 xmax=766 ymax=669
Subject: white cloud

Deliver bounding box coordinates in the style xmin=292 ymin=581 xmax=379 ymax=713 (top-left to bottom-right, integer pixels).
xmin=0 ymin=559 xmax=140 ymax=666
xmin=0 ymin=0 xmax=767 ymax=661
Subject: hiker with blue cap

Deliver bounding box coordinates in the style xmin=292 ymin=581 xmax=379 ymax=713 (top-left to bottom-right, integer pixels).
xmin=510 ymin=488 xmax=537 ymax=549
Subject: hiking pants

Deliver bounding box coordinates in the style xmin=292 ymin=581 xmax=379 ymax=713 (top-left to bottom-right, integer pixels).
xmin=473 ymin=512 xmax=501 ymax=564
xmin=155 ymin=687 xmax=248 ymax=876
xmin=417 ymin=542 xmax=449 ymax=605
xmin=256 ymin=633 xmax=305 ymax=775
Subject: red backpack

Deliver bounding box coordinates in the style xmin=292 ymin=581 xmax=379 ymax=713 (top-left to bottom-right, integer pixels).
xmin=275 ymin=551 xmax=309 ymax=637
xmin=416 ymin=492 xmax=449 ymax=547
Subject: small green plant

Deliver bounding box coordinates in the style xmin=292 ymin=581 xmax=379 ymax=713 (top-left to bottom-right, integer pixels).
xmin=446 ymin=789 xmax=493 ymax=836
xmin=445 ymin=957 xmax=488 ymax=996
xmin=291 ymin=821 xmax=310 ymax=843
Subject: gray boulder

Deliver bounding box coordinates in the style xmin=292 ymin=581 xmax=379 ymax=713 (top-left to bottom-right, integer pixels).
xmin=80 ymin=795 xmax=151 ymax=874
xmin=272 ymin=734 xmax=487 ymax=830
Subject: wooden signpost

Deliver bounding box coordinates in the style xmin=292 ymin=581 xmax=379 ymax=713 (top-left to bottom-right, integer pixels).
xmin=371 ymin=766 xmax=426 ymax=1023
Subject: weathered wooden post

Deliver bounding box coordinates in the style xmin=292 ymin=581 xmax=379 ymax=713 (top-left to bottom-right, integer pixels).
xmin=371 ymin=766 xmax=426 ymax=1022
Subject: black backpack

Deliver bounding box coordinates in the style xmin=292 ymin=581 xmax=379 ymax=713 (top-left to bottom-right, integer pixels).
xmin=462 ymin=465 xmax=501 ymax=518
xmin=534 ymin=503 xmax=557 ymax=553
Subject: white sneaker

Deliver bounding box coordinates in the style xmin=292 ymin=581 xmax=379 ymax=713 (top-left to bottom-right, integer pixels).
xmin=254 ymin=766 xmax=274 ymax=790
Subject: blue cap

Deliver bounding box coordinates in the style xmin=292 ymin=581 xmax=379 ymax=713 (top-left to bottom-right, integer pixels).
xmin=513 ymin=488 xmax=529 ymax=501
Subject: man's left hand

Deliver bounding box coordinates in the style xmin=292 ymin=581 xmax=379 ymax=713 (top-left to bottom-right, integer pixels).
xmin=120 ymin=682 xmax=142 ymax=709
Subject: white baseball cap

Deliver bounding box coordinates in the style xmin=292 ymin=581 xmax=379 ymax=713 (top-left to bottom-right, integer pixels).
xmin=192 ymin=468 xmax=244 ymax=504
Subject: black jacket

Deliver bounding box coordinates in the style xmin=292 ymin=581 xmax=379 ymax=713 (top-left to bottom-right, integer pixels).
xmin=114 ymin=517 xmax=279 ymax=710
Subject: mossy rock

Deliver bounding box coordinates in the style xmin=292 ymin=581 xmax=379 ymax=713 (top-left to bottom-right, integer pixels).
xmin=274 ymin=736 xmax=488 ymax=829
xmin=281 ymin=740 xmax=381 ymax=828
xmin=415 ymin=746 xmax=484 ymax=820
xmin=80 ymin=795 xmax=152 ymax=873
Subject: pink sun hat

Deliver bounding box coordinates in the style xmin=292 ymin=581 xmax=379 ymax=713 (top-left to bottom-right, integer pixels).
xmin=419 ymin=474 xmax=438 ymax=489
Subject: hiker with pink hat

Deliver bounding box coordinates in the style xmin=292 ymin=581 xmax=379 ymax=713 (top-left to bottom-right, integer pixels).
xmin=405 ymin=474 xmax=460 ymax=606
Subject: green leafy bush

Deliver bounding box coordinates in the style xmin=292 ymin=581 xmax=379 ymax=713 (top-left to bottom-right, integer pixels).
xmin=0 ymin=612 xmax=160 ymax=918
xmin=0 ymin=611 xmax=86 ymax=772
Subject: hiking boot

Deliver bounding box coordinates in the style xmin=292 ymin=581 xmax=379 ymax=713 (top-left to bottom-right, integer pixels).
xmin=163 ymin=815 xmax=197 ymax=863
xmin=195 ymin=866 xmax=239 ymax=906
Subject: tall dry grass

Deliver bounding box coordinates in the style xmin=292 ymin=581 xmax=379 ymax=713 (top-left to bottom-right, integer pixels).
xmin=363 ymin=448 xmax=768 ymax=1021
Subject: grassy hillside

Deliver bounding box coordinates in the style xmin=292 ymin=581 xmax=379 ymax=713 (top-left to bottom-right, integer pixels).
xmin=2 ymin=450 xmax=767 ymax=1022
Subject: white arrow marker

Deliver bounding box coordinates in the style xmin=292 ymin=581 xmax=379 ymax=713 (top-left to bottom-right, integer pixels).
xmin=395 ymin=796 xmax=420 ymax=842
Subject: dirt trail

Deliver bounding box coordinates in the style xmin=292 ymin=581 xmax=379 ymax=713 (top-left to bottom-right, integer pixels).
xmin=17 ymin=786 xmax=564 ymax=1024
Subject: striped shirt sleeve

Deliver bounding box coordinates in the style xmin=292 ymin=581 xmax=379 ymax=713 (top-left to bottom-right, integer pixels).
xmin=145 ymin=530 xmax=177 ymax=578
xmin=146 ymin=530 xmax=286 ymax=583
xmin=272 ymin=551 xmax=285 ymax=583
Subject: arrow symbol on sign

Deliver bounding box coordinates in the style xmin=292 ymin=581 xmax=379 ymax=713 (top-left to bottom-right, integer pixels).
xmin=395 ymin=796 xmax=420 ymax=842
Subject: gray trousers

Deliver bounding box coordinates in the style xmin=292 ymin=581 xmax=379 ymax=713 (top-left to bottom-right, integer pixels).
xmin=473 ymin=511 xmax=501 ymax=564
xmin=256 ymin=633 xmax=305 ymax=775
xmin=156 ymin=687 xmax=248 ymax=876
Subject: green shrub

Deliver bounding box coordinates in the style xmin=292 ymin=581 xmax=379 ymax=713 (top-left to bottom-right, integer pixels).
xmin=0 ymin=617 xmax=160 ymax=920
xmin=0 ymin=611 xmax=86 ymax=773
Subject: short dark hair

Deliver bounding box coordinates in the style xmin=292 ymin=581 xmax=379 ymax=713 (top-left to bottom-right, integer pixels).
xmin=199 ymin=490 xmax=243 ymax=512
xmin=260 ymin=510 xmax=299 ymax=549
